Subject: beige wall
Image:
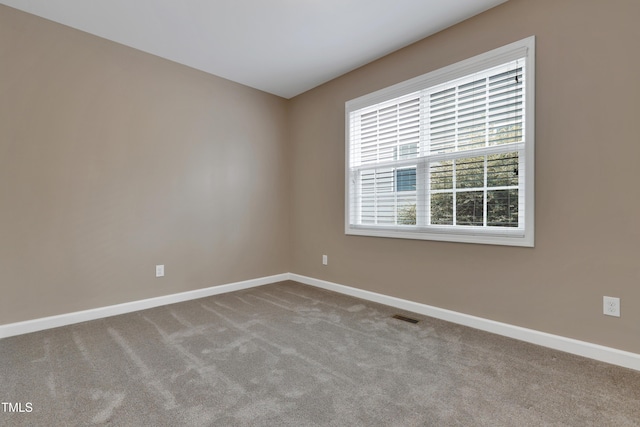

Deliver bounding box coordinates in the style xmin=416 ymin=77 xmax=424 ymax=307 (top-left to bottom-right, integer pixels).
xmin=3 ymin=1 xmax=640 ymax=356
xmin=0 ymin=6 xmax=290 ymax=324
xmin=289 ymin=0 xmax=640 ymax=354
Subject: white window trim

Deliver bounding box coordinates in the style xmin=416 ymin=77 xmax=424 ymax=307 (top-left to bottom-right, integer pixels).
xmin=345 ymin=36 xmax=535 ymax=247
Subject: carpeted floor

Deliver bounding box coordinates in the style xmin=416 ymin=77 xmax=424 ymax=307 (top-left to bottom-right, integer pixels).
xmin=1 ymin=280 xmax=639 ymax=426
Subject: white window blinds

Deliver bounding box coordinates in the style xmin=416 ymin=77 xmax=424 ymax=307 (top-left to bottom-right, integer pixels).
xmin=346 ymin=37 xmax=534 ymax=246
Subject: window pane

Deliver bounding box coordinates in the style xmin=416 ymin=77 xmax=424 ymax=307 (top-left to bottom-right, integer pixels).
xmin=396 ymin=168 xmax=416 ymax=192
xmin=375 ymin=169 xmax=394 ymax=193
xmin=360 ymin=171 xmax=375 ymax=197
xmin=457 ymin=122 xmax=486 ymax=151
xmin=487 ymin=189 xmax=518 ymax=227
xmin=397 ymin=203 xmax=416 ymax=225
xmin=397 ymin=142 xmax=419 ymax=159
xmin=489 ymin=123 xmax=523 ymax=145
xmin=457 ymin=78 xmax=487 ymax=151
xmin=431 ymin=193 xmax=453 ymax=225
xmin=355 ymin=95 xmax=421 ymax=166
xmin=376 ymin=195 xmax=396 ymax=224
xmin=359 ymin=169 xmax=394 ymax=194
xmin=487 ymin=153 xmax=519 ymax=187
xmin=488 ymin=67 xmax=524 ymax=146
xmin=430 ymin=160 xmax=453 ymax=190
xmin=360 ymin=194 xmax=375 ymax=224
xmin=456 ymin=156 xmax=484 ymax=189
xmin=429 ymin=87 xmax=456 ymax=153
xmin=456 ymin=191 xmax=484 ymax=226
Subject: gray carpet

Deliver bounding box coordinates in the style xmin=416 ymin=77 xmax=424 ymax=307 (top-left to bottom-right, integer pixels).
xmin=1 ymin=281 xmax=639 ymax=426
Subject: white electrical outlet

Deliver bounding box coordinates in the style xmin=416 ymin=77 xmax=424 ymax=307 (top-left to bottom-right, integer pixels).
xmin=603 ymin=296 xmax=620 ymax=317
xmin=155 ymin=264 xmax=165 ymax=277
xmin=322 ymin=255 xmax=328 ymax=265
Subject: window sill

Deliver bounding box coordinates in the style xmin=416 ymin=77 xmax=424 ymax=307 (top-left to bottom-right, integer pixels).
xmin=346 ymin=225 xmax=534 ymax=247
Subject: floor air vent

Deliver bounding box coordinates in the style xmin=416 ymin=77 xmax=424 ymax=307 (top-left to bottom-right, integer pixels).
xmin=392 ymin=314 xmax=419 ymax=324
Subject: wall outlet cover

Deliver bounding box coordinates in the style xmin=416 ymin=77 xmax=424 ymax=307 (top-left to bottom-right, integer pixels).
xmin=603 ymin=296 xmax=620 ymax=317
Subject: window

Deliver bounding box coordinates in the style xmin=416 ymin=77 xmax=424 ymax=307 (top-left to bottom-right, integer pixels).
xmin=345 ymin=37 xmax=535 ymax=246
xmin=396 ymin=168 xmax=416 ymax=192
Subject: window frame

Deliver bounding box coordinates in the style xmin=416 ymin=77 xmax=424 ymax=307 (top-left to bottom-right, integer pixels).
xmin=345 ymin=36 xmax=535 ymax=247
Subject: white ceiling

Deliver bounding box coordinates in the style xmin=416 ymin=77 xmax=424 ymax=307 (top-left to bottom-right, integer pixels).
xmin=1 ymin=0 xmax=508 ymax=98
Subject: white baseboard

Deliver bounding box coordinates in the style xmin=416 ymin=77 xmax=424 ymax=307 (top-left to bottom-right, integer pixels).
xmin=3 ymin=271 xmax=639 ymax=372
xmin=290 ymin=273 xmax=640 ymax=372
xmin=0 ymin=273 xmax=289 ymax=339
